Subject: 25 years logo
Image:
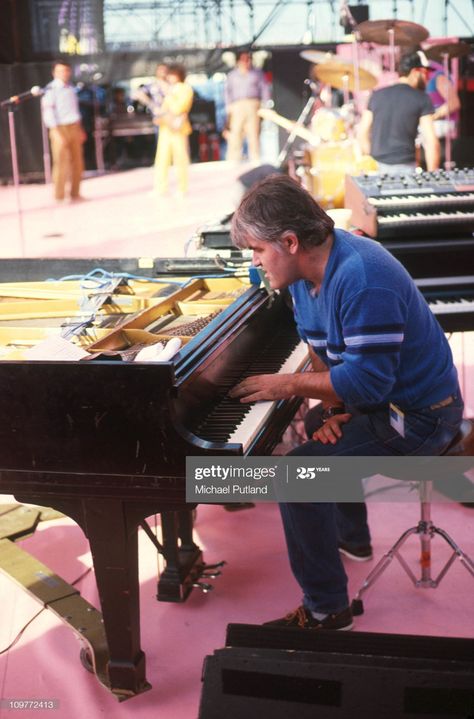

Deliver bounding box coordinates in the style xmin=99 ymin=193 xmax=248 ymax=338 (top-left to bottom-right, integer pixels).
xmin=296 ymin=467 xmax=316 ymax=479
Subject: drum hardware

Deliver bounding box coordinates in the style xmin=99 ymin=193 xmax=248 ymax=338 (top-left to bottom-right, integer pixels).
xmin=424 ymin=41 xmax=470 ymax=62
xmin=314 ymin=61 xmax=377 ymax=93
xmin=276 ymin=90 xmax=317 ymax=166
xmin=356 ymin=19 xmax=430 ymax=74
xmin=424 ymin=42 xmax=470 ymax=171
xmin=299 ymin=49 xmax=342 ymax=64
xmin=305 ymin=140 xmax=377 ymax=210
xmin=356 ymin=18 xmax=429 ymax=45
xmin=310 ymin=107 xmax=347 ymax=142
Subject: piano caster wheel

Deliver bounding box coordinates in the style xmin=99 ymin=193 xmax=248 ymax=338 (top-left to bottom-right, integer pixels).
xmin=192 ymin=581 xmax=214 ymax=593
xmin=79 ymin=646 xmax=94 ymax=674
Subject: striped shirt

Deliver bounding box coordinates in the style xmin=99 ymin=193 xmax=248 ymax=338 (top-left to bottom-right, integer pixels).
xmin=289 ymin=229 xmax=458 ymax=409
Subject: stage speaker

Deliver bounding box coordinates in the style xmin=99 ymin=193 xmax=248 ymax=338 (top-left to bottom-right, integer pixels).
xmin=198 ymin=624 xmax=474 ymax=718
xmin=452 ymin=137 xmax=474 ymax=167
xmin=238 ymin=163 xmax=282 ymax=189
xmin=341 ymin=5 xmax=369 ymax=34
xmin=0 ymin=0 xmax=32 ymax=63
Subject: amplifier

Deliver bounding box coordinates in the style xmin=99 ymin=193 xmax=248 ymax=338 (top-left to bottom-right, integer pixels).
xmin=198 ymin=624 xmax=474 ymax=718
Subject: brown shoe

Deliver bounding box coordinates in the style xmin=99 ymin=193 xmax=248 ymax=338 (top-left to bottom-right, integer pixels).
xmin=263 ymin=605 xmax=353 ymax=630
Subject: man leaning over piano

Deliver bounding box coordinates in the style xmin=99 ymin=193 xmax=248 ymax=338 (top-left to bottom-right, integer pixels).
xmin=229 ymin=174 xmax=463 ymax=631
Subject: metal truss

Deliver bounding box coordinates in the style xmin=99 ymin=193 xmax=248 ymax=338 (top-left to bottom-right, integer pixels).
xmin=102 ymin=0 xmax=474 ymax=50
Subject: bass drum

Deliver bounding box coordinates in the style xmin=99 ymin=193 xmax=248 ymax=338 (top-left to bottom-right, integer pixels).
xmin=306 ymin=141 xmax=377 ymax=209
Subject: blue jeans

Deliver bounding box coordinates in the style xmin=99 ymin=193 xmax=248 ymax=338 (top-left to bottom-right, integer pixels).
xmin=281 ymin=394 xmax=464 ymax=613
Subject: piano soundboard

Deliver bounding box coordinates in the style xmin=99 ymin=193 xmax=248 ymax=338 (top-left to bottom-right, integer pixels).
xmin=345 ymin=168 xmax=474 ymax=239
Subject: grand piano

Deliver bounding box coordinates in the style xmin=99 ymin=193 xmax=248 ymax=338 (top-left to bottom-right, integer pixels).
xmin=0 ymin=275 xmax=308 ymax=699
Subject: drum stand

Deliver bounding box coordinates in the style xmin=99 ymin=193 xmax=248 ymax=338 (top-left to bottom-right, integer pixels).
xmin=277 ymin=92 xmax=316 ymax=166
xmin=387 ymin=28 xmax=397 ymax=74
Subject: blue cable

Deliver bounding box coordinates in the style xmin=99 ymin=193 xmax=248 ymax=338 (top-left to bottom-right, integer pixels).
xmin=47 ymin=267 xmax=246 ymax=286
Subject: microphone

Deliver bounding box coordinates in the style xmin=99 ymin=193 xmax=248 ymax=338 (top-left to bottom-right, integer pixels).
xmin=1 ymin=85 xmax=43 ymax=107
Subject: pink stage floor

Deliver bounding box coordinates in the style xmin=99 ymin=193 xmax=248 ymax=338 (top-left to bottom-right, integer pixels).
xmin=0 ymin=162 xmax=243 ymax=259
xmin=1 ymin=499 xmax=473 ymax=718
xmin=0 ymin=163 xmax=473 ymax=718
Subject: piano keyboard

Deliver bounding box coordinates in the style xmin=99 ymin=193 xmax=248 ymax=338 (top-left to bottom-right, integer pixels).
xmin=369 ymin=192 xmax=474 ymax=210
xmin=429 ymin=298 xmax=474 ymax=315
xmin=345 ymin=171 xmax=474 ymax=239
xmin=379 ymin=210 xmax=474 ymax=225
xmin=227 ymin=341 xmax=309 ymax=452
xmin=194 ymin=337 xmax=309 ymax=452
xmin=415 ymin=275 xmax=474 ymax=332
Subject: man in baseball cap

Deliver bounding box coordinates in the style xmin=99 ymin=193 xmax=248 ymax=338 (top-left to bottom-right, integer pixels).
xmin=357 ymin=50 xmax=440 ymax=174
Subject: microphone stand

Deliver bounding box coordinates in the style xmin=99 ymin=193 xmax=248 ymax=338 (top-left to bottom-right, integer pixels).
xmin=41 ymin=113 xmax=52 ymax=185
xmin=2 ymin=100 xmax=25 ymax=256
xmin=277 ymin=84 xmax=317 ymax=166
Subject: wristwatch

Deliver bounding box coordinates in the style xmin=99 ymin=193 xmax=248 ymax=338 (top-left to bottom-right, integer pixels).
xmin=321 ymin=406 xmax=346 ymax=421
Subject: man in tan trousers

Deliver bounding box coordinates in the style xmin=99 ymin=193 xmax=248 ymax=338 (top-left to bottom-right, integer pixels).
xmin=41 ymin=61 xmax=86 ymax=201
xmin=224 ymin=51 xmax=271 ymax=162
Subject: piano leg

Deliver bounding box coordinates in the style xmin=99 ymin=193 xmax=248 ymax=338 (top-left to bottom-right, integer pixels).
xmin=157 ymin=509 xmax=204 ymax=602
xmin=82 ymin=498 xmax=151 ymax=699
xmin=11 ymin=493 xmax=152 ymax=699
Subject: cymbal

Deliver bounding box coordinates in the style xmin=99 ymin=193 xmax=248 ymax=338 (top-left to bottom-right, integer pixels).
xmin=357 ymin=19 xmax=429 ymax=46
xmin=300 ymin=49 xmax=340 ymax=64
xmin=425 ymin=41 xmax=470 ymax=62
xmin=314 ymin=62 xmax=377 ymax=92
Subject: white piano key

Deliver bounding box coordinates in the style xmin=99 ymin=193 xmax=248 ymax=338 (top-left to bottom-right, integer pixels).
xmin=429 ymin=299 xmax=474 ymax=314
xmin=227 ymin=341 xmax=309 ymax=452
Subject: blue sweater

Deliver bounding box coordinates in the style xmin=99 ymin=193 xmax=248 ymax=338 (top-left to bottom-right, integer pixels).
xmin=289 ymin=229 xmax=458 ymax=409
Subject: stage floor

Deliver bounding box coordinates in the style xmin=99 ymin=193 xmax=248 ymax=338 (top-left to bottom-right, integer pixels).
xmin=1 ymin=497 xmax=473 ymax=718
xmin=0 ymin=161 xmax=244 ymax=259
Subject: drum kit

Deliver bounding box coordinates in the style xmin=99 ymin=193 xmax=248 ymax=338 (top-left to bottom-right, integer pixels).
xmin=268 ymin=17 xmax=469 ymax=209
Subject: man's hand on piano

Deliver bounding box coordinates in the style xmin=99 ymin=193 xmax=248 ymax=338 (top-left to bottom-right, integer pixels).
xmin=312 ymin=413 xmax=352 ymax=445
xmin=229 ymin=374 xmax=294 ymax=402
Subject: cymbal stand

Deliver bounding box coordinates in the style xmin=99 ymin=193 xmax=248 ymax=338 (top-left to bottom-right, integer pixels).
xmin=277 ymin=90 xmax=317 ymax=166
xmin=441 ymin=51 xmax=453 ymax=170
xmin=388 ymin=28 xmax=396 ymax=74
xmin=352 ymin=34 xmax=361 ymax=100
xmin=341 ymin=74 xmax=351 ymax=107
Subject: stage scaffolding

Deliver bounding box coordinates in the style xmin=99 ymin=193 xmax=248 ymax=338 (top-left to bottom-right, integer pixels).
xmin=102 ymin=0 xmax=474 ymax=51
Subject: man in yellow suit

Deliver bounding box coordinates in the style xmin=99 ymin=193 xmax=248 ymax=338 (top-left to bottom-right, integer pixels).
xmin=154 ymin=64 xmax=194 ymax=196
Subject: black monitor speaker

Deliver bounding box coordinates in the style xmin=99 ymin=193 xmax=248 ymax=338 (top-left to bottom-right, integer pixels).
xmin=341 ymin=4 xmax=369 ymax=34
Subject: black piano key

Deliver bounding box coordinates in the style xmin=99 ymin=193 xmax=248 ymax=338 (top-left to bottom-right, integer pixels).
xmin=194 ymin=332 xmax=301 ymax=443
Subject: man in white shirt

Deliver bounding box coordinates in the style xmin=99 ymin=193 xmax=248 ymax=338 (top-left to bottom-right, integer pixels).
xmin=41 ymin=61 xmax=86 ymax=201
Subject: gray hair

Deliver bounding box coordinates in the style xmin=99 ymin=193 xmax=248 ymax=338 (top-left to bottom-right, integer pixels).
xmin=231 ymin=174 xmax=334 ymax=251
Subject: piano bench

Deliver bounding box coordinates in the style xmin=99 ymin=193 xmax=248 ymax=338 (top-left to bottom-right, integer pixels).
xmin=351 ymin=419 xmax=474 ymax=616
